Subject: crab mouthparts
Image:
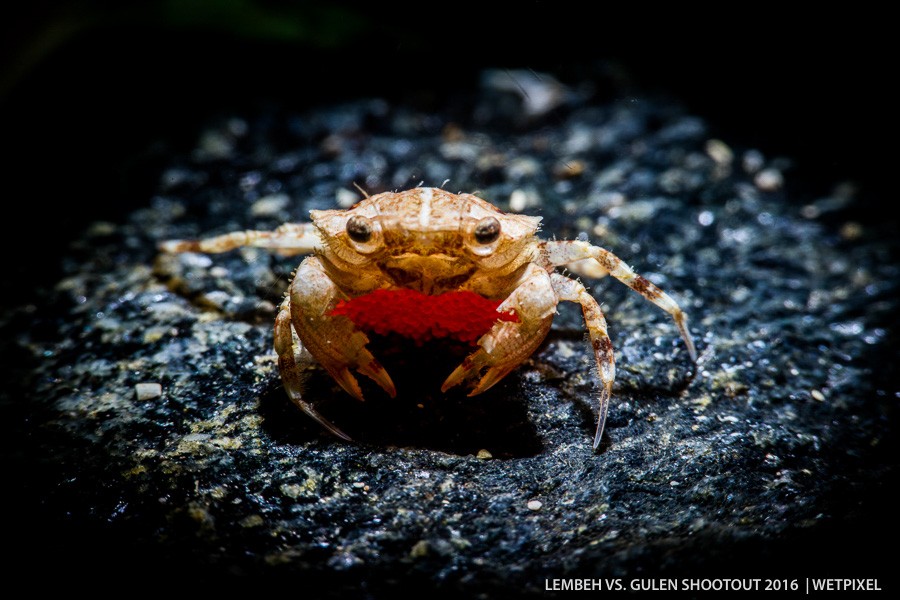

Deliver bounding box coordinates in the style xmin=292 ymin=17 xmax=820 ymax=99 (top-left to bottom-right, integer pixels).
xmin=330 ymin=289 xmax=518 ymax=345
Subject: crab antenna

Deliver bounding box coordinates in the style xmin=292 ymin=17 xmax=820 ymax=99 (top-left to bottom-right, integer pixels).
xmin=352 ymin=182 xmax=370 ymax=198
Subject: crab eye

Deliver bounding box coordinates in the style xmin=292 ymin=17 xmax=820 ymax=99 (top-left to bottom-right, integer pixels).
xmin=473 ymin=217 xmax=501 ymax=244
xmin=346 ymin=215 xmax=373 ymax=243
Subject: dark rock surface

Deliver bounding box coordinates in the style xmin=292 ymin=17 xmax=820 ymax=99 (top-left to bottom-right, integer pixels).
xmin=3 ymin=70 xmax=897 ymax=596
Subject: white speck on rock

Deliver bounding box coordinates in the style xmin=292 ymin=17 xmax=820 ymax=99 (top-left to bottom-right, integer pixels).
xmin=135 ymin=382 xmax=162 ymax=401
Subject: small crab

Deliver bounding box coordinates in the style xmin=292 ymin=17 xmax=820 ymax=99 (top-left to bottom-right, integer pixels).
xmin=160 ymin=188 xmax=696 ymax=449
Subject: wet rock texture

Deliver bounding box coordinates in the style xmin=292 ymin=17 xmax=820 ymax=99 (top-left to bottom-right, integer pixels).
xmin=3 ymin=73 xmax=897 ymax=594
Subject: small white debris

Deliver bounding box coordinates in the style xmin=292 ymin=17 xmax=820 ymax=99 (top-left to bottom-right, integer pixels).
xmin=754 ymin=168 xmax=784 ymax=191
xmin=705 ymin=139 xmax=734 ymax=165
xmin=481 ymin=69 xmax=568 ymax=117
xmin=336 ymin=188 xmax=360 ymax=208
xmin=509 ymin=189 xmax=528 ymax=212
xmin=508 ymin=188 xmax=541 ymax=213
xmin=552 ymin=340 xmax=577 ymax=360
xmin=811 ymin=389 xmax=826 ymax=402
xmin=135 ymin=382 xmax=162 ymax=401
xmin=280 ymin=483 xmax=303 ymax=499
xmin=179 ymin=253 xmax=213 ymax=268
xmin=527 ymin=500 xmax=543 ymax=511
xmin=250 ymin=193 xmax=289 ymax=216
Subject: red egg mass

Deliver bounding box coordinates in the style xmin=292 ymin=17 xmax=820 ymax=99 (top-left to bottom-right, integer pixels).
xmin=330 ymin=289 xmax=518 ymax=345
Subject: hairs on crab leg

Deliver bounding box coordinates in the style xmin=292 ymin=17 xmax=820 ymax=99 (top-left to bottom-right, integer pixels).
xmin=158 ymin=223 xmax=321 ymax=257
xmin=544 ymin=240 xmax=698 ymax=362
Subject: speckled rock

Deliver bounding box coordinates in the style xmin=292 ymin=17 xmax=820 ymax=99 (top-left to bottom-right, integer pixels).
xmin=3 ymin=72 xmax=897 ymax=595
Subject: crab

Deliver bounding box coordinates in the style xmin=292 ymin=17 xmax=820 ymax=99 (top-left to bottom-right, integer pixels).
xmin=160 ymin=188 xmax=697 ymax=449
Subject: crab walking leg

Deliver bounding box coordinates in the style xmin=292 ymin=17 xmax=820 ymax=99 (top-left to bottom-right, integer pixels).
xmin=549 ymin=273 xmax=615 ymax=449
xmin=289 ymin=256 xmax=396 ymax=403
xmin=544 ymin=240 xmax=698 ymax=361
xmin=566 ymin=258 xmax=610 ymax=279
xmin=274 ymin=295 xmax=352 ymax=441
xmin=159 ymin=223 xmax=321 ymax=256
xmin=442 ymin=264 xmax=557 ymax=396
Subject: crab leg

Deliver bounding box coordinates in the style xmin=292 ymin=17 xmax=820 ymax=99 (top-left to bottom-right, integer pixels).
xmin=543 ymin=240 xmax=697 ymax=361
xmin=273 ymin=256 xmax=398 ymax=441
xmin=549 ymin=273 xmax=615 ymax=449
xmin=274 ymin=295 xmax=352 ymax=441
xmin=159 ymin=223 xmax=321 ymax=256
xmin=289 ymin=256 xmax=396 ymax=401
xmin=442 ymin=264 xmax=556 ymax=396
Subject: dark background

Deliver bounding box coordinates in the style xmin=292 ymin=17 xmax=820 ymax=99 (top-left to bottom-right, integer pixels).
xmin=0 ymin=2 xmax=893 ymax=306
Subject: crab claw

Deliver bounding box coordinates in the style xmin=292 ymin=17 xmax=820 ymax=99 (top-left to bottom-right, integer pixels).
xmin=441 ymin=347 xmax=518 ymax=396
xmin=444 ymin=265 xmax=557 ymax=399
xmin=328 ymin=356 xmax=397 ymax=401
xmin=358 ymin=355 xmax=397 ymax=397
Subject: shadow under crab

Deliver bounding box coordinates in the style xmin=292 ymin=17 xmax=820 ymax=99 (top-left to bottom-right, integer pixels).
xmin=258 ymin=333 xmax=545 ymax=457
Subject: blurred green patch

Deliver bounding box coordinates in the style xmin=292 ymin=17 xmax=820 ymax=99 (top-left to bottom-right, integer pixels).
xmin=2 ymin=0 xmax=367 ymax=98
xmin=156 ymin=0 xmax=365 ymax=45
